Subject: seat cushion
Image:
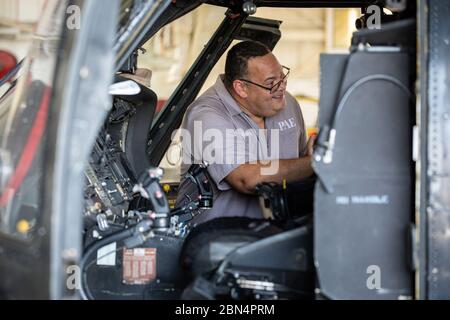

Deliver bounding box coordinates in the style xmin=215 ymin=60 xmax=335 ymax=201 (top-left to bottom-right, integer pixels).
xmin=180 ymin=217 xmax=282 ymax=279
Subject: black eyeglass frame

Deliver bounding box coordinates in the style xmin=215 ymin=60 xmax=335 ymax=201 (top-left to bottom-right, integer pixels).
xmin=238 ymin=65 xmax=290 ymax=94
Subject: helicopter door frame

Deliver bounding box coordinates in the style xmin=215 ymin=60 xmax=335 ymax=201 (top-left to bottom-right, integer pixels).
xmin=419 ymin=0 xmax=450 ymax=300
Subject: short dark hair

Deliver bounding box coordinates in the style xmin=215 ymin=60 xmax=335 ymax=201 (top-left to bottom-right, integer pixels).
xmin=224 ymin=40 xmax=271 ymax=89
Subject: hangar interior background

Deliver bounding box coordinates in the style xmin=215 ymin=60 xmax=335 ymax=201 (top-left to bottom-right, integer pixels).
xmin=0 ymin=0 xmax=365 ymax=181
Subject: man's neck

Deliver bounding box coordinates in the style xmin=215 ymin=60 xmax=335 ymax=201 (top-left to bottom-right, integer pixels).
xmin=229 ymin=89 xmax=265 ymax=129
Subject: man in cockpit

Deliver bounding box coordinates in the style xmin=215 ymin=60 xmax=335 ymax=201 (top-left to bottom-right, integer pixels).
xmin=176 ymin=40 xmax=315 ymax=225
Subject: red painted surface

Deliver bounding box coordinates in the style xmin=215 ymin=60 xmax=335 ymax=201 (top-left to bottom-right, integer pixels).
xmin=156 ymin=100 xmax=167 ymax=113
xmin=0 ymin=50 xmax=17 ymax=80
xmin=0 ymin=87 xmax=51 ymax=207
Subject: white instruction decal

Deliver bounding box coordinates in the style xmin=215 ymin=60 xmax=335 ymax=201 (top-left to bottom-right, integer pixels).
xmin=97 ymin=242 xmax=117 ymax=266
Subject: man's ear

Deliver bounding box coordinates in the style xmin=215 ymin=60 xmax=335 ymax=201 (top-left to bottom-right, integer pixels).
xmin=232 ymin=80 xmax=248 ymax=99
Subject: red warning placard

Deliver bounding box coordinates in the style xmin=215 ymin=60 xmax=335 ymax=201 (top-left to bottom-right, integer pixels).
xmin=122 ymin=248 xmax=157 ymax=285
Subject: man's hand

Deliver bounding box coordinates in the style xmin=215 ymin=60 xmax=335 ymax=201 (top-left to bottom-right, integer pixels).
xmin=307 ymin=134 xmax=317 ymax=156
xmin=226 ymin=156 xmax=314 ymax=194
xmin=225 ymin=135 xmax=317 ymax=195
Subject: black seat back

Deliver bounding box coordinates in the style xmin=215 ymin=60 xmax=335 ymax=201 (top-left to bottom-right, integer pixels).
xmin=109 ymin=76 xmax=157 ymax=179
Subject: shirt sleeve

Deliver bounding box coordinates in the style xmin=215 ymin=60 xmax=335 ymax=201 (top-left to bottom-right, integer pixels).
xmin=183 ymin=106 xmax=245 ymax=191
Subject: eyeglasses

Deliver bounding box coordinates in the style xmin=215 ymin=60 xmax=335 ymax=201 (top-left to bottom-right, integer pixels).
xmin=239 ymin=66 xmax=290 ymax=94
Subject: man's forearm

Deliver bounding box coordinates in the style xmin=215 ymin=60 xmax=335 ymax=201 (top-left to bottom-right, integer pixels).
xmin=226 ymin=156 xmax=313 ymax=194
xmin=261 ymin=156 xmax=313 ymax=183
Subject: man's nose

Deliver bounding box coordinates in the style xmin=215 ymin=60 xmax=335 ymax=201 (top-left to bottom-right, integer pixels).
xmin=277 ymin=80 xmax=287 ymax=92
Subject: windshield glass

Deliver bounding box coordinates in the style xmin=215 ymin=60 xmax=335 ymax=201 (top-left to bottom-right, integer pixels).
xmin=0 ymin=0 xmax=66 ymax=240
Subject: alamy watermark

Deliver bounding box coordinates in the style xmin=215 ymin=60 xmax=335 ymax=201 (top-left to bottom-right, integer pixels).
xmin=63 ymin=4 xmax=383 ymax=31
xmin=66 ymin=265 xmax=81 ymax=290
xmin=366 ymin=265 xmax=381 ymax=290
xmin=171 ymin=121 xmax=281 ymax=175
xmin=66 ymin=263 xmax=383 ymax=291
xmin=366 ymin=5 xmax=382 ymax=30
xmin=66 ymin=5 xmax=81 ymax=30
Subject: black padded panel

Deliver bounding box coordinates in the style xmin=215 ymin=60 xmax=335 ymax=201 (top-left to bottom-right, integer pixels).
xmin=318 ymin=53 xmax=348 ymax=127
xmin=112 ymin=76 xmax=157 ymax=178
xmin=180 ymin=218 xmax=314 ymax=299
xmin=225 ymin=223 xmax=313 ymax=272
xmin=314 ymin=50 xmax=413 ymax=299
xmin=223 ymin=223 xmax=315 ymax=298
xmin=180 ymin=217 xmax=282 ymax=279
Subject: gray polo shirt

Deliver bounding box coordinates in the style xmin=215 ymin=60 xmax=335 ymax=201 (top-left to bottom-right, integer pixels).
xmin=175 ymin=75 xmax=307 ymax=225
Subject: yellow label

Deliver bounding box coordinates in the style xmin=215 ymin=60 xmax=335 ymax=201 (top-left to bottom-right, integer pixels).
xmin=16 ymin=219 xmax=30 ymax=234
